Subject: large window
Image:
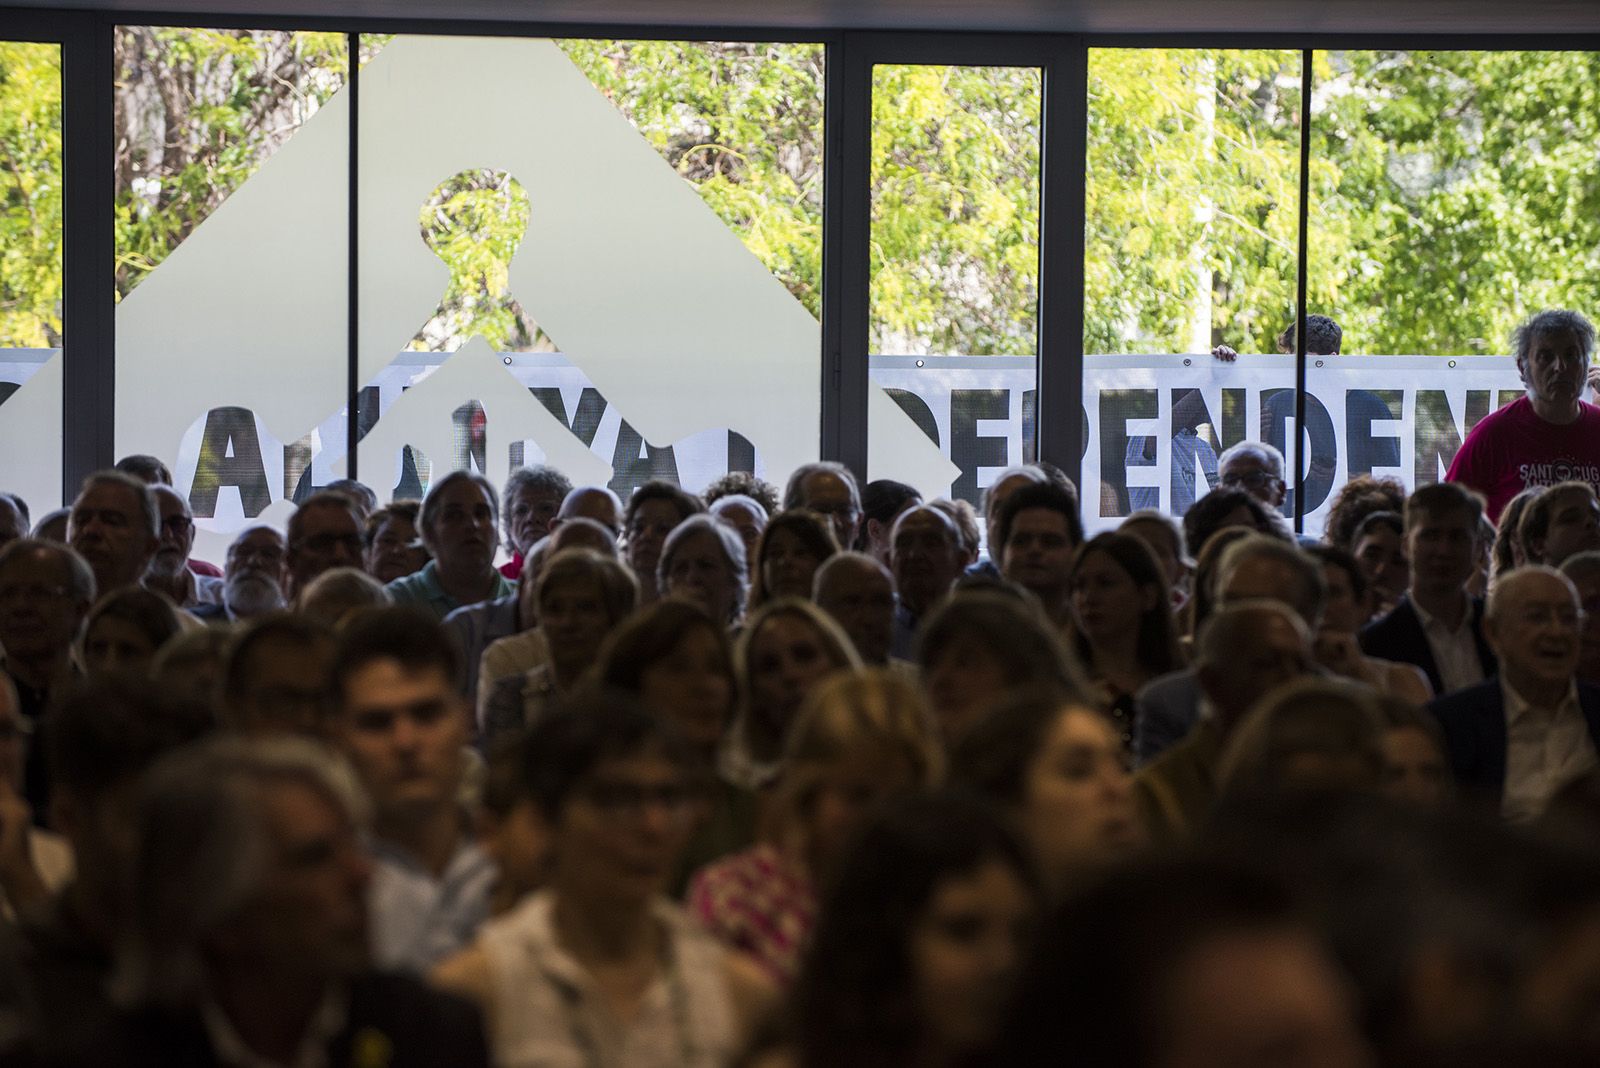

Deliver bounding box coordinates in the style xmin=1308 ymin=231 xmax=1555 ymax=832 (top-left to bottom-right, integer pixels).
xmin=0 ymin=41 xmax=62 ymax=521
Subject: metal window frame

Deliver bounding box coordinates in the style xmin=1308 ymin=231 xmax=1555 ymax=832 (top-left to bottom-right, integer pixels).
xmin=7 ymin=4 xmax=1600 ymax=516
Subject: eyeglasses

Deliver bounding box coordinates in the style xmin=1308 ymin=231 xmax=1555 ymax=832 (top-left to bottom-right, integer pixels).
xmin=160 ymin=515 xmax=194 ymax=535
xmin=295 ymin=533 xmax=364 ymax=555
xmin=1221 ymin=470 xmax=1276 ymax=489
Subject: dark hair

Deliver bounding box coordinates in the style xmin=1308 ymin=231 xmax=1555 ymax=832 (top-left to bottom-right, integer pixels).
xmin=1518 ymin=481 xmax=1597 ymax=565
xmin=223 ymin=614 xmax=334 ymax=712
xmin=1492 ymin=488 xmax=1540 ymax=579
xmin=1405 ymin=481 xmax=1485 ymax=531
xmin=793 ymin=790 xmax=1038 ymax=1068
xmin=993 ymin=481 xmax=1083 ymax=567
xmin=749 ymin=509 xmax=839 ymax=610
xmin=1183 ymin=487 xmax=1282 ymax=559
xmin=363 ymin=499 xmax=422 ymax=550
xmin=701 ymin=471 xmax=780 ymax=517
xmin=991 ymin=857 xmax=1305 ymax=1067
xmin=1068 ymin=533 xmax=1182 ymax=678
xmin=84 ymin=588 xmax=182 ymax=655
xmin=1277 ymin=313 xmax=1343 ymax=356
xmin=0 ymin=537 xmax=96 ymax=604
xmin=858 ymin=480 xmax=922 ymax=550
xmin=1351 ymin=509 xmax=1403 ymax=547
xmin=0 ymin=491 xmax=29 ymax=527
xmin=950 ymin=688 xmax=1092 ymax=808
xmin=287 ymin=490 xmax=362 ymax=548
xmin=113 ymin=454 xmax=173 ymax=486
xmin=1305 ymin=543 xmax=1366 ymax=604
xmin=623 ymin=480 xmax=703 ymax=535
xmin=1182 ymin=525 xmax=1254 ymax=640
xmin=332 ymin=607 xmax=463 ymax=698
xmin=1323 ymin=475 xmax=1407 ymax=552
xmin=516 ymin=690 xmax=698 ymax=819
xmin=1513 ymin=309 xmax=1596 ymax=370
xmin=48 ymin=671 xmax=213 ymax=796
xmin=916 ymin=591 xmax=1081 ymax=694
xmin=418 ymin=471 xmax=500 ymax=546
xmin=322 ymin=479 xmax=377 ymax=517
xmin=596 ymin=599 xmax=734 ymax=695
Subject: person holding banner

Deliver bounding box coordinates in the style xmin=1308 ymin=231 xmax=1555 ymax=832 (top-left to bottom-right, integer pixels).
xmin=1447 ymin=309 xmax=1600 ymax=523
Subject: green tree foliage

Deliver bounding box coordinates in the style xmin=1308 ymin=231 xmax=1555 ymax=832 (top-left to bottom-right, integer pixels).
xmin=0 ymin=43 xmax=62 ymax=347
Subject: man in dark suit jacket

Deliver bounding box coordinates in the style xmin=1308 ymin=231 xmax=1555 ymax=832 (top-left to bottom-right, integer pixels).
xmin=1428 ymin=567 xmax=1600 ymax=821
xmin=1361 ymin=483 xmax=1496 ymax=696
xmin=91 ymin=736 xmax=490 ymax=1068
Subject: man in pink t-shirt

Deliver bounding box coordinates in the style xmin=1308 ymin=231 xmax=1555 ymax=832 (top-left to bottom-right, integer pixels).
xmin=1447 ymin=309 xmax=1600 ymax=523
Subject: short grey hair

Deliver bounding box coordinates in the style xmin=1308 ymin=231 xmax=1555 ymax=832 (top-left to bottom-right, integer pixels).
xmin=78 ymin=469 xmax=160 ymax=539
xmin=1484 ymin=564 xmax=1578 ymax=623
xmin=1217 ymin=441 xmax=1286 ymax=482
xmin=0 ymin=537 xmax=96 ymax=605
xmin=150 ymin=483 xmax=192 ymax=519
xmin=1514 ymin=309 xmax=1596 ymax=371
xmin=1216 ymin=534 xmax=1327 ymax=629
xmin=113 ymin=736 xmax=367 ymax=1010
xmin=710 ymin=493 xmax=769 ymax=525
xmin=657 ymin=513 xmax=749 ymax=621
xmin=502 ymin=465 xmax=573 ymax=542
xmin=1195 ymin=599 xmax=1309 ymax=670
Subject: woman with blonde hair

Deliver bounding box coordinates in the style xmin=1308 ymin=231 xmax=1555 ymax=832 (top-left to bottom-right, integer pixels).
xmin=689 ymin=667 xmax=942 ymax=986
xmin=724 ymin=598 xmax=861 ymax=790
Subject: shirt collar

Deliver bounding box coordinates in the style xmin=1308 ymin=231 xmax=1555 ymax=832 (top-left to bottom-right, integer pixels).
xmin=1501 ymin=674 xmax=1581 ymax=726
xmin=1410 ymin=593 xmax=1472 ymax=634
xmin=200 ymin=984 xmax=346 ymax=1068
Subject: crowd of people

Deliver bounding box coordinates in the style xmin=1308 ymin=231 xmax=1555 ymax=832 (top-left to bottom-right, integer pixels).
xmin=0 ymin=308 xmax=1599 ymax=1065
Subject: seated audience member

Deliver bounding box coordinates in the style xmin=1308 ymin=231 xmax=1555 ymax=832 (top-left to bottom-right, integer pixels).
xmin=221 ymin=614 xmax=337 ymax=739
xmin=703 ymin=470 xmax=781 ymax=519
xmin=659 ymin=513 xmax=749 ymax=627
xmin=0 ymin=492 xmax=27 ymax=549
xmin=1135 ymin=534 xmax=1326 ymax=765
xmin=995 ymin=481 xmax=1084 ymax=632
xmin=104 ymin=737 xmax=489 ymax=1068
xmin=1120 ymin=509 xmax=1191 ymax=610
xmin=387 ymin=472 xmax=514 ymax=620
xmin=433 ymin=696 xmax=773 ymax=1064
xmin=594 ymin=599 xmax=755 ymax=890
xmin=916 ymin=591 xmax=1081 ymax=745
xmin=952 ymin=688 xmax=1142 ymax=895
xmin=856 ymin=479 xmax=921 ymax=565
xmin=1361 ymin=482 xmax=1497 ymax=697
xmin=784 ymin=461 xmax=864 ymax=557
xmin=31 ymin=507 xmax=68 ymax=543
xmin=786 ymin=792 xmax=1040 ymax=1068
xmin=1069 ymin=532 xmax=1184 ymax=748
xmin=709 ymin=492 xmax=768 ymax=578
xmin=498 ymin=464 xmax=572 ymax=580
xmin=1491 ymin=487 xmax=1540 ymax=582
xmin=1469 ymin=512 xmax=1496 ymax=599
xmin=1306 ymin=545 xmax=1432 ymax=705
xmin=322 ymin=476 xmax=379 ymax=519
xmin=1182 ymin=485 xmax=1285 ymax=562
xmin=749 ymin=508 xmax=838 ymax=610
xmin=481 ymin=550 xmax=638 ymax=742
xmin=1218 ymin=678 xmax=1387 ymax=798
xmin=991 ymin=857 xmax=1371 ymax=1068
xmin=889 ymin=505 xmax=966 ymax=658
xmin=937 ymin=499 xmax=983 ymax=568
xmin=192 ymin=525 xmax=287 ymax=624
xmin=1428 ymin=566 xmax=1600 ymax=823
xmin=0 ymin=673 xmax=209 ymax=1062
xmin=550 ymin=484 xmax=623 ymax=539
xmin=1134 ymin=600 xmax=1315 ymax=843
xmin=285 ymin=491 xmax=366 ymax=605
xmin=1519 ymin=481 xmax=1600 ymax=567
xmin=970 ymin=465 xmax=1048 ymax=577
xmin=141 ymin=485 xmax=217 ymax=609
xmin=149 ymin=626 xmax=232 ymax=711
xmin=80 ymin=588 xmax=181 ymax=676
xmin=0 ymin=674 xmax=72 ymax=919
xmin=691 ymin=669 xmax=943 ymax=986
xmin=472 ymin=738 xmax=550 ymax=919
xmin=1378 ymin=699 xmax=1452 ymax=808
xmin=1323 ymin=474 xmax=1407 ymax=552
xmin=813 ymin=552 xmax=897 ymax=667
xmin=0 ymin=539 xmax=94 ymax=812
xmin=725 ymin=600 xmax=861 ymax=789
xmin=622 ymin=480 xmax=703 ymax=605
xmin=1560 ymin=551 xmax=1600 ymax=686
xmin=68 ymin=470 xmax=159 ymax=598
xmin=112 ymin=453 xmax=171 ymax=486
xmin=1349 ymin=509 xmax=1409 ymax=618
xmin=330 ymin=609 xmax=494 ymax=973
xmin=1178 ymin=525 xmax=1253 ymax=645
xmin=297 ymin=565 xmax=392 ymax=628
xmin=1216 ymin=440 xmax=1289 ymax=516
xmin=363 ymin=500 xmax=428 ymax=585
xmin=1448 ymin=309 xmax=1600 ymax=522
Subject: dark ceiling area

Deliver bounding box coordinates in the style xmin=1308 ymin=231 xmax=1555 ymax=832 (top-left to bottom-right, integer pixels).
xmin=6 ymin=0 xmax=1600 ymax=35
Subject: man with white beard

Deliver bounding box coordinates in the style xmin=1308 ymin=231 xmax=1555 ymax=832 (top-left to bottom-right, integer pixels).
xmin=193 ymin=526 xmax=289 ymax=624
xmin=142 ymin=485 xmax=222 ymax=609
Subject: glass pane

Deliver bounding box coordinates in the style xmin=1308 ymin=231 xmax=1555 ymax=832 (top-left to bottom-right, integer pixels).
xmin=113 ymin=27 xmax=348 ymax=564
xmin=1304 ymin=50 xmax=1594 ymax=535
xmin=1084 ymin=48 xmax=1303 ymax=536
xmin=866 ymin=63 xmax=1042 ymax=524
xmin=353 ymin=36 xmax=824 ymax=510
xmin=0 ymin=42 xmax=63 ymax=524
